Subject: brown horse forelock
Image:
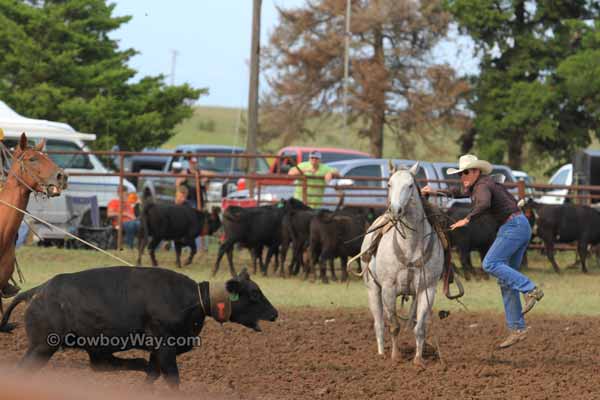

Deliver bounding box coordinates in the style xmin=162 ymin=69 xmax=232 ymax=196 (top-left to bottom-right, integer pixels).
xmin=8 ymin=140 xmax=67 ymax=197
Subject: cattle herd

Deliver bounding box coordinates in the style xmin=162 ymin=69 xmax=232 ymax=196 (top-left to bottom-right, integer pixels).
xmin=213 ymin=197 xmax=379 ymax=283
xmin=135 ymin=197 xmax=600 ymax=282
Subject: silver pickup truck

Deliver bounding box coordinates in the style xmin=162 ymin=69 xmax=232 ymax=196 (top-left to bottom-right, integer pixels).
xmin=225 ymin=158 xmax=516 ymax=209
xmin=138 ymin=144 xmax=270 ymax=208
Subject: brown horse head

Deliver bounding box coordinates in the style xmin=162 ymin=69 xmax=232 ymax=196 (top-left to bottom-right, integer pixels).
xmin=10 ymin=133 xmax=68 ymax=197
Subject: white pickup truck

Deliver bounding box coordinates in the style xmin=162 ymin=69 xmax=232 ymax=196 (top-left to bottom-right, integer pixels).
xmin=0 ymin=100 xmax=135 ymax=243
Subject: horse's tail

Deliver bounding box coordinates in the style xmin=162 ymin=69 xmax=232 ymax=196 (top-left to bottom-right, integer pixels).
xmin=0 ymin=284 xmax=44 ymax=333
xmin=334 ymin=192 xmax=345 ymax=212
xmin=140 ymin=201 xmax=157 ymax=241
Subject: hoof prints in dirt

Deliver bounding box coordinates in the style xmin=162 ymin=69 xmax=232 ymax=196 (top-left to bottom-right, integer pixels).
xmin=0 ymin=307 xmax=600 ymax=399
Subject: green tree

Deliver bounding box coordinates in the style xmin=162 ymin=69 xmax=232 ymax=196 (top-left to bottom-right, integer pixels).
xmin=0 ymin=0 xmax=205 ymax=150
xmin=446 ymin=0 xmax=600 ymax=169
xmin=261 ymin=0 xmax=469 ymax=157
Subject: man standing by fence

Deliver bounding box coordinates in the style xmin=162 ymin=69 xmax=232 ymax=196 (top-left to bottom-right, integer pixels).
xmin=288 ymin=151 xmax=340 ymax=208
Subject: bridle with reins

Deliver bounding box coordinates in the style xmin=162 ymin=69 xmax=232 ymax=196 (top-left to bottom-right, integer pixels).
xmin=357 ymin=170 xmax=464 ymax=300
xmin=0 ymin=141 xmax=63 ymax=198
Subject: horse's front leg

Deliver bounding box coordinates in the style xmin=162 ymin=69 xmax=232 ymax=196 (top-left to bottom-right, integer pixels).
xmin=365 ymin=260 xmax=384 ymax=355
xmin=381 ymin=282 xmax=400 ymax=361
xmin=414 ymin=286 xmax=436 ymax=369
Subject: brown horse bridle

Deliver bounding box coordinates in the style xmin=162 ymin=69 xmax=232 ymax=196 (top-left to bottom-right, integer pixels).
xmin=0 ymin=141 xmax=64 ymax=198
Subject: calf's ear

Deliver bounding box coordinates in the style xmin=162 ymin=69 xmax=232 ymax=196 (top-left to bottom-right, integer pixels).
xmin=226 ymin=279 xmax=242 ymax=294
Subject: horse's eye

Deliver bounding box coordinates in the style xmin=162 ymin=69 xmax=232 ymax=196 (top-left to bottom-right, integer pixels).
xmin=29 ymin=156 xmax=38 ymax=162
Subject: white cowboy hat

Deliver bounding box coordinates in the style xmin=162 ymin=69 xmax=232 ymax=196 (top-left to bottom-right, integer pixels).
xmin=447 ymin=154 xmax=492 ymax=175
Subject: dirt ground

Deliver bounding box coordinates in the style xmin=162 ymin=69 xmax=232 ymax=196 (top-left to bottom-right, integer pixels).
xmin=0 ymin=306 xmax=599 ymax=400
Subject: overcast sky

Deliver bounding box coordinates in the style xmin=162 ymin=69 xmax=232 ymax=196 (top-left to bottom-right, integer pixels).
xmin=111 ymin=1 xmax=478 ymax=108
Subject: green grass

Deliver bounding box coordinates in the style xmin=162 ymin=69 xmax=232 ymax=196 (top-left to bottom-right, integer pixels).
xmin=13 ymin=246 xmax=600 ymax=317
xmin=162 ymin=106 xmax=246 ymax=149
xmin=164 ymin=106 xmax=463 ymax=162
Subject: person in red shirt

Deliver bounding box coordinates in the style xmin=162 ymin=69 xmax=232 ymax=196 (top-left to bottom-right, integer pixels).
xmin=107 ymin=186 xmax=140 ymax=249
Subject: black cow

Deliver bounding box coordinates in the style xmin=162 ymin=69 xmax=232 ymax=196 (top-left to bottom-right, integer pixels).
xmin=446 ymin=203 xmax=499 ymax=280
xmin=280 ymin=205 xmax=382 ymax=278
xmin=308 ymin=210 xmax=369 ymax=283
xmin=338 ymin=206 xmax=384 ymax=224
xmin=214 ymin=201 xmax=304 ymax=277
xmin=279 ymin=200 xmax=316 ymax=277
xmin=524 ymin=201 xmax=600 ymax=273
xmin=137 ymin=203 xmax=221 ymax=268
xmin=0 ymin=267 xmax=277 ymax=388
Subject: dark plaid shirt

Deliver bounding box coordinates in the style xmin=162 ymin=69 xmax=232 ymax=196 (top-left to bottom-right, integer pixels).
xmin=443 ymin=175 xmax=519 ymax=225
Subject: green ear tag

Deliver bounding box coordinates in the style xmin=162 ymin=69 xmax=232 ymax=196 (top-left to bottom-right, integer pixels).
xmin=229 ymin=293 xmax=240 ymax=302
xmin=277 ymin=202 xmax=284 ymax=208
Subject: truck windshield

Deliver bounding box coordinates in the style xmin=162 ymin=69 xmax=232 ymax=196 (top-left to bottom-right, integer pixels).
xmin=301 ymin=151 xmax=370 ymax=163
xmin=186 ymin=150 xmax=269 ymax=173
xmin=45 ymin=140 xmax=93 ymax=169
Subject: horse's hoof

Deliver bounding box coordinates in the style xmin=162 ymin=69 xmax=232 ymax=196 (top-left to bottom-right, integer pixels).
xmin=463 ymin=270 xmax=472 ymax=281
xmin=413 ymin=356 xmax=426 ymax=369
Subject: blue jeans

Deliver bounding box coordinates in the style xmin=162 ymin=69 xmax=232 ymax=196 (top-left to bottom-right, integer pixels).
xmin=482 ymin=214 xmax=536 ymax=330
xmin=123 ymin=220 xmax=141 ymax=249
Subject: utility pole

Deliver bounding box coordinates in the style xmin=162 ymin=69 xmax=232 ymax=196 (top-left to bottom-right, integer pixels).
xmin=170 ymin=49 xmax=179 ymax=86
xmin=342 ymin=0 xmax=351 ymax=136
xmin=246 ymin=0 xmax=261 ymax=198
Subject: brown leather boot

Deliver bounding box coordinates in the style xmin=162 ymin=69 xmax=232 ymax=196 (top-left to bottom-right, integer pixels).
xmin=523 ymin=287 xmax=544 ymax=315
xmin=498 ymin=328 xmax=528 ymax=349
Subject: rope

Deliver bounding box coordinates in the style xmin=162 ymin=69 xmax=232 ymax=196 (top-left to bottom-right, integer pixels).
xmin=343 ymin=216 xmax=392 ymax=245
xmin=0 ymin=198 xmax=134 ymax=266
xmin=13 ymin=257 xmax=24 ymax=284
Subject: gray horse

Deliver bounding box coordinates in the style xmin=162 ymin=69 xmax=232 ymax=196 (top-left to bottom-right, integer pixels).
xmin=361 ymin=162 xmax=444 ymax=367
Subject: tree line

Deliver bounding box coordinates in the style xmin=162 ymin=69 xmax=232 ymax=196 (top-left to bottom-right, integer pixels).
xmin=262 ymin=0 xmax=600 ymax=170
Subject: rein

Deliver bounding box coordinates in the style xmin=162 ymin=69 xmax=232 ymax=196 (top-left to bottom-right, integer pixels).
xmin=354 ymin=172 xmax=464 ymax=301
